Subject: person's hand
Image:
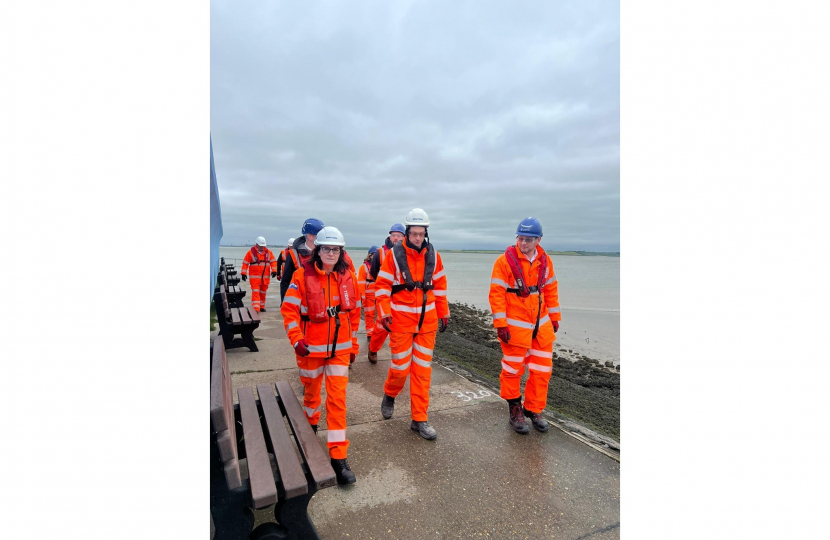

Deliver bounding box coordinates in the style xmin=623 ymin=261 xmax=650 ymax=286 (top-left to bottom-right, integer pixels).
xmin=271 ymin=272 xmax=277 ymax=278
xmin=350 ymin=353 xmax=356 ymax=364
xmin=497 ymin=327 xmax=511 ymax=343
xmin=293 ymin=339 xmax=310 ymax=357
xmin=276 ymin=274 xmax=282 ymax=281
xmin=552 ymin=320 xmax=559 ymax=333
xmin=438 ymin=318 xmax=449 ymax=333
xmin=241 ymin=275 xmax=247 ymax=281
xmin=381 ymin=316 xmax=393 ymax=332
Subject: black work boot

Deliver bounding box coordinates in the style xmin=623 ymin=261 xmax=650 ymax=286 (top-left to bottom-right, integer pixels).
xmin=311 ymin=424 xmax=318 ymax=434
xmin=410 ymin=420 xmax=438 ymax=440
xmin=260 ymin=308 xmax=267 ymax=312
xmin=523 ymin=409 xmax=549 ymax=432
xmin=368 ymin=350 xmax=378 ymax=364
xmin=331 ymin=458 xmax=356 ymax=485
xmin=381 ymin=394 xmax=395 ymax=419
xmin=508 ymin=399 xmax=530 ymax=434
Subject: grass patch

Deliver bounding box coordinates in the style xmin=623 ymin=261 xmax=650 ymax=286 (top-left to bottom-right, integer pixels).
xmin=210 ymin=301 xmax=218 ymax=332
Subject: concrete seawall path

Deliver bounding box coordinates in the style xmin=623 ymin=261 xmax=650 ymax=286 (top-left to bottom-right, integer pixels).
xmin=211 ymin=286 xmax=620 ymax=540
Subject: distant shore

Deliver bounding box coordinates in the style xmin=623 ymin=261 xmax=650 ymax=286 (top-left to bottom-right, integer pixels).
xmin=434 ymin=302 xmax=620 ymax=442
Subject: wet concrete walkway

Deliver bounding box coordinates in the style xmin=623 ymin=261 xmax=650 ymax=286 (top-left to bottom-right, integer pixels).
xmin=213 ymin=285 xmax=619 ymax=540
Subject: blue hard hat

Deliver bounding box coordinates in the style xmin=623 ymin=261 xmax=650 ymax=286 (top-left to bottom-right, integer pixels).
xmin=368 ymin=245 xmax=379 ymax=254
xmin=302 ymin=218 xmax=325 ymax=235
xmin=389 ymin=223 xmax=405 ymax=235
xmin=516 ymin=217 xmax=543 ymax=237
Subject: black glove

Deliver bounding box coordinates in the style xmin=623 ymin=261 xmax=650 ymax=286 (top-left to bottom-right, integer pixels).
xmin=241 ymin=275 xmax=247 ymax=281
xmin=271 ymin=272 xmax=277 ymax=278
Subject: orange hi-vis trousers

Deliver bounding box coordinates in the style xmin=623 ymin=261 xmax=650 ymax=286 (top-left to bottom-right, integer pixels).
xmin=296 ymin=351 xmax=351 ymax=459
xmin=498 ymin=339 xmax=553 ymax=414
xmin=363 ymin=288 xmax=376 ymax=337
xmin=383 ymin=330 xmax=436 ymax=422
xmin=369 ymin=318 xmax=389 ymax=352
xmin=249 ymin=275 xmax=270 ymax=312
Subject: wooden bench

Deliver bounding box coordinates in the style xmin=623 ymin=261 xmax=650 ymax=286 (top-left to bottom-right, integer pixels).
xmin=211 ymin=337 xmax=336 ymax=540
xmin=219 ymin=262 xmax=241 ymax=288
xmin=216 ymin=264 xmax=246 ymax=308
xmin=214 ymin=288 xmax=260 ymax=352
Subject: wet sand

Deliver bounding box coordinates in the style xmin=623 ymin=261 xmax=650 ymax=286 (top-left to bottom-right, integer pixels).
xmin=434 ymin=302 xmax=620 ymax=442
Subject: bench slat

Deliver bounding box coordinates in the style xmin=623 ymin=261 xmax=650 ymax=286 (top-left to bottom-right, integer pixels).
xmin=248 ymin=308 xmax=261 ymax=324
xmin=238 ymin=386 xmax=278 ymax=509
xmin=239 ymin=307 xmax=252 ymax=325
xmin=275 ymin=381 xmax=337 ymax=490
xmin=230 ymin=308 xmax=242 ymax=325
xmin=257 ymin=384 xmax=309 ymax=499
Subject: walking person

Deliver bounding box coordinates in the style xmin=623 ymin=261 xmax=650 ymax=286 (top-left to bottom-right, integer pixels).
xmin=280 ymin=219 xmax=325 ymax=302
xmin=240 ymin=236 xmax=278 ymax=313
xmin=374 ymin=209 xmax=449 ymax=440
xmin=366 ymin=223 xmax=406 ymax=363
xmin=357 ymin=246 xmax=380 ymax=343
xmin=275 ymin=237 xmax=294 ymax=282
xmin=489 ymin=217 xmax=561 ymax=434
xmin=281 ymin=226 xmax=361 ymax=485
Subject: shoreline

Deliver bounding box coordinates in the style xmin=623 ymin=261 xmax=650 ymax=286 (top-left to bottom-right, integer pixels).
xmin=435 ymin=302 xmax=620 ymax=442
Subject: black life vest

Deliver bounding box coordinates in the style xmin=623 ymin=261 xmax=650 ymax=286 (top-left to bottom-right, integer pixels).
xmin=390 ymin=242 xmax=436 ymax=295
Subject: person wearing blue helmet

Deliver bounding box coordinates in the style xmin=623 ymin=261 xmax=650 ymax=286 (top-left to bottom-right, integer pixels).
xmin=366 ymin=223 xmax=406 ymax=363
xmin=488 ymin=217 xmax=561 ymax=434
xmin=280 ymin=218 xmax=324 ymax=301
xmin=357 ymin=246 xmax=381 ymax=343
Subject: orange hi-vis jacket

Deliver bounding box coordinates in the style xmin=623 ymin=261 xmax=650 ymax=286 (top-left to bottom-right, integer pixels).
xmin=489 ymin=244 xmax=560 ymax=349
xmin=357 ymin=260 xmax=375 ymax=299
xmin=282 ymin=264 xmax=361 ymax=358
xmin=241 ymin=247 xmax=278 ymax=278
xmin=374 ymin=242 xmax=449 ymax=334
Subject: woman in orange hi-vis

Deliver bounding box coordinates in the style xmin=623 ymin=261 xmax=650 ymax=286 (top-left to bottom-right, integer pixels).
xmin=280 ymin=226 xmax=361 ymax=485
xmin=488 ymin=217 xmax=561 ymax=434
xmin=374 ymin=209 xmax=449 ymax=441
xmin=241 ymin=236 xmax=278 ymax=312
xmin=357 ymin=246 xmax=380 ymax=343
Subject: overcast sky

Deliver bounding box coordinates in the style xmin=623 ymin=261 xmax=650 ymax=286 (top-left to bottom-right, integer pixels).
xmin=211 ymin=0 xmax=619 ymax=251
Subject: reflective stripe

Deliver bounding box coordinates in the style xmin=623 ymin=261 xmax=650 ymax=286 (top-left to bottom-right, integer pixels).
xmin=413 ymin=343 xmax=433 ymax=356
xmin=528 ymin=348 xmax=552 ymax=358
xmin=391 ymin=347 xmax=413 ymax=360
xmin=490 ymin=278 xmax=509 ymax=289
xmin=432 ymin=269 xmax=445 ymax=280
xmin=527 ymin=363 xmax=553 ymax=373
xmin=538 ymin=314 xmax=550 ymax=325
xmin=390 ymin=302 xmax=435 ymax=314
xmin=412 ymin=356 xmax=432 ymax=368
xmin=327 ymin=429 xmax=346 ymax=443
xmin=299 ymin=366 xmax=324 ymax=378
xmin=501 ymin=361 xmax=519 ymax=374
xmin=506 ymin=318 xmax=534 ymax=329
xmin=378 ymin=270 xmax=395 ymax=281
xmin=307 ymin=341 xmax=353 ymax=353
xmin=503 ymin=355 xmax=524 ymax=363
xmin=432 ymin=290 xmax=447 ymax=296
xmin=325 ymin=364 xmax=350 ymax=377
xmin=300 ymin=306 xmax=308 ymax=314
xmin=375 ymin=289 xmax=391 ymax=297
xmin=358 ymin=280 xmax=367 ymax=285
xmin=548 ymin=306 xmax=561 ymax=314
xmin=365 ymin=307 xmax=376 ymax=312
xmin=545 ymin=274 xmax=557 ymax=285
xmin=355 ymin=300 xmax=362 ymax=307
xmin=492 ymin=312 xmax=506 ymax=320
xmin=304 ymin=405 xmax=321 ymax=417
xmin=283 ymin=296 xmax=301 ymax=306
xmin=287 ymin=321 xmax=298 ymax=330
xmin=390 ymin=360 xmax=411 ymax=371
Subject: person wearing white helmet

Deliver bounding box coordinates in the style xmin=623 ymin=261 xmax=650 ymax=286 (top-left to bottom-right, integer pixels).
xmin=274 ymin=237 xmax=295 ymax=287
xmin=240 ymin=236 xmax=278 ymax=313
xmin=373 ymin=208 xmax=450 ymax=440
xmin=281 ymin=226 xmax=361 ymax=485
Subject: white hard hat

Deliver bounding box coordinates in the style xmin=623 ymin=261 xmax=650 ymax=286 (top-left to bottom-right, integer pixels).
xmin=256 ymin=236 xmax=266 ymax=246
xmin=404 ymin=208 xmax=430 ymax=227
xmin=288 ymin=237 xmax=295 ymax=245
xmin=314 ymin=226 xmax=346 ymax=247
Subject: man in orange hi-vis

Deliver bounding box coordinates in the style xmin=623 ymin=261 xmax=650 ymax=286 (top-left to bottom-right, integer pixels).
xmin=281 ymin=226 xmax=361 ymax=485
xmin=366 ymin=223 xmax=406 ymax=364
xmin=374 ymin=208 xmax=449 ymax=440
xmin=489 ymin=217 xmax=561 ymax=434
xmin=241 ymin=236 xmax=278 ymax=312
xmin=357 ymin=246 xmax=380 ymax=343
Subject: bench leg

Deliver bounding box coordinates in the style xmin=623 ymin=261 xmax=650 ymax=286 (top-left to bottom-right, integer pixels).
xmin=242 ymin=328 xmax=259 ymax=352
xmin=275 ymin=491 xmax=321 ymax=540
